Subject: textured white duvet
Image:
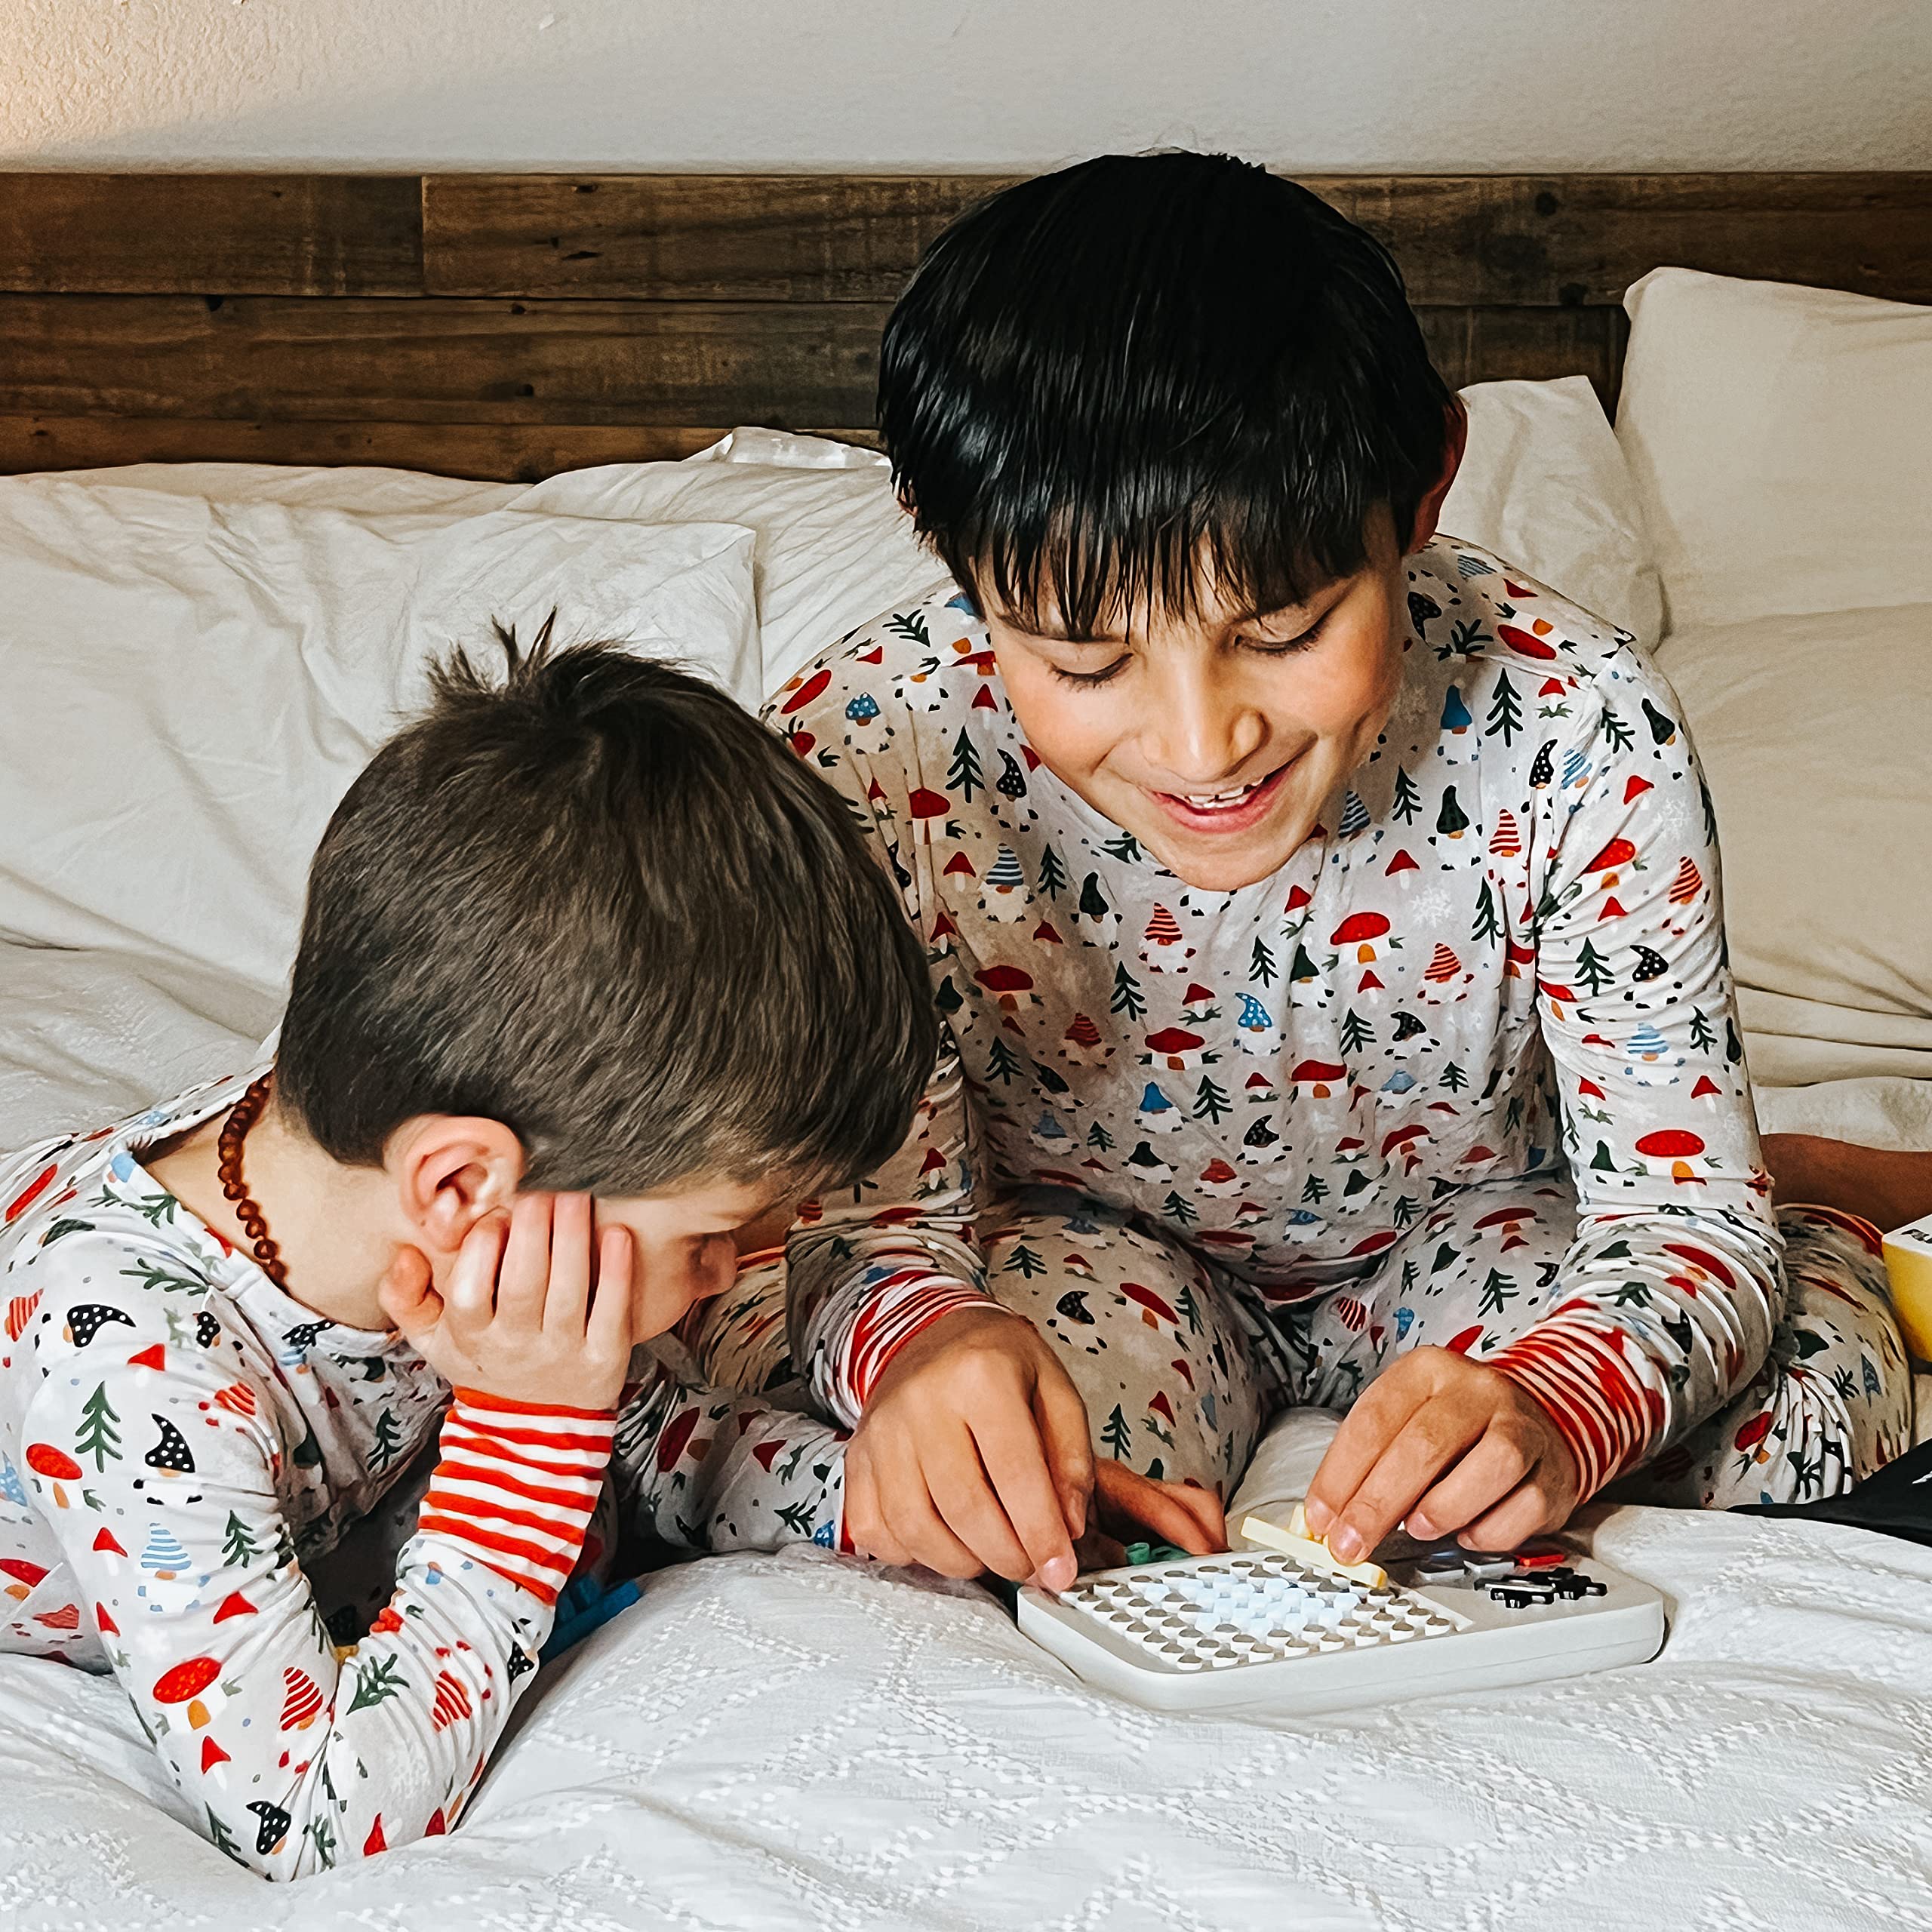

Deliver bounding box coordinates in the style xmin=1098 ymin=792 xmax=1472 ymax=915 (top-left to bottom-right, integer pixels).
xmin=5 ymin=1490 xmax=1932 ymax=1927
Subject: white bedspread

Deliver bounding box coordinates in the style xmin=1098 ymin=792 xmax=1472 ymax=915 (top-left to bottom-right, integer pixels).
xmin=5 ymin=1494 xmax=1931 ymax=1929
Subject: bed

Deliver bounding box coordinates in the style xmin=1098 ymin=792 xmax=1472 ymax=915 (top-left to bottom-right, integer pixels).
xmin=4 ymin=171 xmax=1931 ymax=1927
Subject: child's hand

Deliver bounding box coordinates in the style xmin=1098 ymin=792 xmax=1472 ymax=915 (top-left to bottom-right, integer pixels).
xmin=1072 ymin=1460 xmax=1229 ymax=1573
xmin=843 ymin=1306 xmax=1094 ymax=1591
xmin=380 ymin=1193 xmax=635 ymax=1411
xmin=1300 ymin=1346 xmax=1580 ymax=1561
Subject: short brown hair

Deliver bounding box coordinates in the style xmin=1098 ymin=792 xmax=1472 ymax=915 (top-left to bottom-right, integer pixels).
xmin=276 ymin=621 xmax=934 ymax=1196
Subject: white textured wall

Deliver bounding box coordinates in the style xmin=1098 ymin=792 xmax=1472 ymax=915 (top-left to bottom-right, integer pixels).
xmin=2 ymin=0 xmax=1928 ymax=171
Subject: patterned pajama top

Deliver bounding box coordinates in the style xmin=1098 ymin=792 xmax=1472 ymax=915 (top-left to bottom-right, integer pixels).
xmin=768 ymin=537 xmax=1783 ymax=1504
xmin=0 ymin=1067 xmax=848 ymax=1878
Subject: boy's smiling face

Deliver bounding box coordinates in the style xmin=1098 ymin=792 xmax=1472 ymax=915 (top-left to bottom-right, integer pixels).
xmin=981 ymin=508 xmax=1414 ymax=894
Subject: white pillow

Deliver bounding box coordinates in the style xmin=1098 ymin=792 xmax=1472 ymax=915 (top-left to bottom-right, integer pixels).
xmin=0 ymin=479 xmax=757 ymax=998
xmin=1441 ymin=376 xmax=1663 ymax=650
xmin=509 ymin=433 xmax=952 ymax=696
xmin=1617 ymin=267 xmax=1932 ymax=633
xmin=1654 ymin=602 xmax=1932 ymax=1089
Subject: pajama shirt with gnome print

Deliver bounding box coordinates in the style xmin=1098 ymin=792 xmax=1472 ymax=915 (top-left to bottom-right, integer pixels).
xmin=697 ymin=537 xmax=1912 ymax=1521
xmin=0 ymin=1068 xmax=848 ymax=1879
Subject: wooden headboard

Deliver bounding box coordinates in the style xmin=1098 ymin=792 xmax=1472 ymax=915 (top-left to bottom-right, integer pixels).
xmin=2 ymin=172 xmax=1927 ymax=482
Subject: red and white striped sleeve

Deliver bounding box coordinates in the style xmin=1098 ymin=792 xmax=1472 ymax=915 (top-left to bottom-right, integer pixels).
xmin=1488 ymin=1318 xmax=1662 ymax=1501
xmin=420 ymin=1388 xmax=617 ymax=1606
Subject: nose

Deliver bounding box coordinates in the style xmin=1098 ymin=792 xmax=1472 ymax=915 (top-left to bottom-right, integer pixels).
xmin=1140 ymin=655 xmax=1266 ymax=786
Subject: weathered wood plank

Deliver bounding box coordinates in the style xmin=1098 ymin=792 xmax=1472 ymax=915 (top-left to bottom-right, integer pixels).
xmin=0 ymin=295 xmax=892 ymax=427
xmin=0 ymin=417 xmax=797 ymax=481
xmin=420 ymin=172 xmax=1932 ymax=306
xmin=0 ymin=174 xmax=423 ymax=296
xmin=424 ymin=174 xmax=1017 ymax=302
xmin=1417 ymin=304 xmax=1628 ymax=406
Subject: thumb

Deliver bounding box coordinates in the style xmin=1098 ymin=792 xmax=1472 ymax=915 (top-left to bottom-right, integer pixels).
xmin=1032 ymin=1355 xmax=1095 ymax=1543
xmin=378 ymin=1247 xmax=442 ymax=1344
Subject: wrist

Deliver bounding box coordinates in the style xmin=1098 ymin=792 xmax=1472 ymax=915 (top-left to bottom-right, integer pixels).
xmin=1487 ymin=1323 xmax=1654 ymax=1503
xmin=844 ymin=1273 xmax=1011 ymax=1409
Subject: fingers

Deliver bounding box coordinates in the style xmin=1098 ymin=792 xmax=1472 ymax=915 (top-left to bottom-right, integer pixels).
xmin=1093 ymin=1461 xmax=1227 ymax=1556
xmin=1404 ymin=1426 xmax=1533 ymax=1542
xmin=496 ymin=1193 xmax=555 ymax=1327
xmin=879 ymin=1469 xmax=985 ymax=1580
xmin=1324 ymin=1401 xmax=1488 ymax=1562
xmin=377 ymin=1247 xmax=440 ymax=1343
xmin=1032 ymin=1357 xmax=1095 ymax=1544
xmin=976 ymin=1414 xmax=1078 ymax=1590
xmin=445 ymin=1210 xmax=509 ymax=1331
xmin=585 ymin=1223 xmax=635 ymax=1361
xmin=539 ymin=1193 xmax=595 ymax=1335
xmin=928 ymin=1444 xmax=1036 ymax=1583
xmin=1302 ymin=1356 xmax=1433 ymax=1543
xmin=1460 ymin=1478 xmax=1562 ymax=1553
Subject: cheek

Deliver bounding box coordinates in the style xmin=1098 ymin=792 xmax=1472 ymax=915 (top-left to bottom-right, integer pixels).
xmin=1295 ymin=630 xmax=1402 ymax=743
xmin=998 ymin=657 xmax=1118 ymax=777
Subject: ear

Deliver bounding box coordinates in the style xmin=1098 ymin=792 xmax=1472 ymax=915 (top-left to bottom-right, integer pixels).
xmin=1406 ymin=399 xmax=1469 ymax=554
xmin=386 ymin=1115 xmax=525 ymax=1260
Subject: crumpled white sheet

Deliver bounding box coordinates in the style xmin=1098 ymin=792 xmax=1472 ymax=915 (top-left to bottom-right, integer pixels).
xmin=5 ymin=1487 xmax=1932 ymax=1929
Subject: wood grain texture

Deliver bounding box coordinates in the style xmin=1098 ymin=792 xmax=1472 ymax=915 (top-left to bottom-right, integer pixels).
xmin=423 ymin=174 xmax=1018 ymax=301
xmin=0 ymin=295 xmax=893 ymax=427
xmin=0 ymin=174 xmax=422 ymax=296
xmin=1 ymin=171 xmax=1923 ymax=480
xmin=0 ymin=417 xmax=760 ymax=481
xmin=417 ymin=172 xmax=1932 ymax=306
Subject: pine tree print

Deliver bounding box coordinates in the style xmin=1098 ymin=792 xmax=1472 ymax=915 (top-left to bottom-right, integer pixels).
xmin=1484 ymin=669 xmax=1524 ymax=743
xmin=1574 ymin=939 xmax=1614 ymax=997
xmin=1110 ymin=962 xmax=1148 ymax=1020
xmin=986 ymin=1037 xmax=1024 ymax=1083
xmin=1392 ymin=766 xmax=1423 ymax=822
xmin=1174 ymin=1283 xmax=1203 ymax=1334
xmin=1471 ymin=881 xmax=1504 ymax=947
xmin=1441 ymin=1062 xmax=1469 ymax=1092
xmin=1601 ymin=709 xmax=1635 ymax=754
xmin=1161 ymin=1191 xmax=1200 ymax=1225
xmin=75 ymin=1383 xmax=122 ymax=1469
xmin=207 ymin=1807 xmax=245 ymax=1866
xmin=1340 ymin=1009 xmax=1374 ymax=1052
xmin=1101 ymin=1405 xmax=1134 ymax=1457
xmin=1038 ymin=844 xmax=1068 ymax=899
xmin=367 ymin=1407 xmax=405 ymax=1473
xmin=1001 ymin=1243 xmax=1048 ymax=1278
xmin=1689 ymin=1008 xmax=1717 ymax=1053
xmin=1192 ymin=1075 xmax=1232 ymax=1124
xmin=222 ymin=1511 xmax=258 ymax=1568
xmin=1086 ymin=1121 xmax=1115 ymax=1152
xmin=1250 ymin=937 xmax=1278 ymax=986
xmin=1302 ymin=1174 xmax=1329 ymax=1204
xmin=947 ymin=728 xmax=985 ymax=800
xmin=1478 ymin=1269 xmax=1518 ymax=1315
xmin=884 ymin=609 xmax=932 ymax=648
xmin=1102 ymin=832 xmax=1143 ymax=863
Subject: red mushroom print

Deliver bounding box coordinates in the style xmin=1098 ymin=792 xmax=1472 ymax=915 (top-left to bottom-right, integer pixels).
xmin=152 ymin=1655 xmax=222 ymax=1733
xmin=1331 ymin=911 xmax=1392 ymax=963
xmin=1346 ymin=1231 xmax=1400 ymax=1260
xmin=1444 ymin=1324 xmax=1486 ymax=1355
xmin=777 ymin=666 xmax=832 ymax=715
xmin=0 ymin=1558 xmax=47 ymax=1601
xmin=1497 ymin=622 xmax=1558 ymax=660
xmin=1503 ymin=940 xmax=1535 ymax=979
xmin=1032 ymin=919 xmax=1063 ymax=945
xmin=1288 ymin=1059 xmax=1347 ymax=1100
xmin=905 ymin=787 xmax=952 ymax=843
xmin=942 ymin=850 xmax=976 ymax=884
xmin=1584 ymin=835 xmax=1638 ymax=880
xmin=1144 ymin=1026 xmax=1207 ymax=1070
xmin=1386 ymin=849 xmax=1420 ymax=878
xmin=1691 ymin=1075 xmax=1722 ymax=1100
xmin=1284 ymin=884 xmax=1313 ymax=915
xmin=4 ymin=1164 xmax=57 ymax=1224
xmin=24 ymin=1442 xmax=81 ymax=1511
xmin=1119 ymin=1282 xmax=1180 ymax=1331
xmin=1199 ymin=1158 xmax=1241 ymax=1197
xmin=1734 ymin=1411 xmax=1774 ymax=1456
xmin=1538 ymin=677 xmax=1568 ymax=699
xmin=1636 ymin=1127 xmax=1707 ymax=1183
xmin=976 ymin=964 xmax=1037 ymax=1011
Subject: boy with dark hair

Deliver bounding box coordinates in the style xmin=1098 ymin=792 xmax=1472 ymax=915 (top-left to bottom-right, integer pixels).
xmin=713 ymin=150 xmax=1912 ymax=1595
xmin=0 ymin=626 xmax=934 ymax=1878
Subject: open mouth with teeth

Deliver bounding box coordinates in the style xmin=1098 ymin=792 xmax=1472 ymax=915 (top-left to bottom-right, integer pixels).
xmin=1150 ymin=757 xmax=1297 ymax=831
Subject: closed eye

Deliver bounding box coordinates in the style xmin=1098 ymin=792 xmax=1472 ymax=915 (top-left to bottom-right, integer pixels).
xmin=1048 ymin=654 xmax=1133 ymax=688
xmin=1241 ymin=615 xmax=1330 ymax=657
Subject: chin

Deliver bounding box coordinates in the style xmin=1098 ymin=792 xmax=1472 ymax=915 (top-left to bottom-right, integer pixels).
xmin=1156 ymin=841 xmax=1297 ymax=892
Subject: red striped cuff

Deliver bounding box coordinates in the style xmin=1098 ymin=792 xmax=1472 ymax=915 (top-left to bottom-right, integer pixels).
xmin=1488 ymin=1321 xmax=1658 ymax=1502
xmin=420 ymin=1389 xmax=617 ymax=1605
xmin=1782 ymin=1202 xmax=1886 ymax=1257
xmin=839 ymin=1271 xmax=1009 ymax=1410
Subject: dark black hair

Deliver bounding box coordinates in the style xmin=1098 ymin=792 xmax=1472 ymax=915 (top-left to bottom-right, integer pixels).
xmin=878 ymin=150 xmax=1454 ymax=638
xmin=276 ymin=620 xmax=936 ymax=1197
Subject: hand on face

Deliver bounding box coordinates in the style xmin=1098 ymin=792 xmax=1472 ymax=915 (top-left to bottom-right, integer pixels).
xmin=380 ymin=1192 xmax=636 ymax=1410
xmin=1300 ymin=1345 xmax=1582 ymax=1562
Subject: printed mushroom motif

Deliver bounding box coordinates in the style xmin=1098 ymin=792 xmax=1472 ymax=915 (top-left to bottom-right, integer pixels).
xmin=1331 ymin=911 xmax=1392 ymax=963
xmin=905 ymin=787 xmax=952 ymax=842
xmin=1143 ymin=1026 xmax=1207 ymax=1071
xmin=974 ymin=964 xmax=1035 ymax=1011
xmin=1635 ymin=1127 xmax=1706 ymax=1183
xmin=1289 ymin=1058 xmax=1347 ymax=1100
